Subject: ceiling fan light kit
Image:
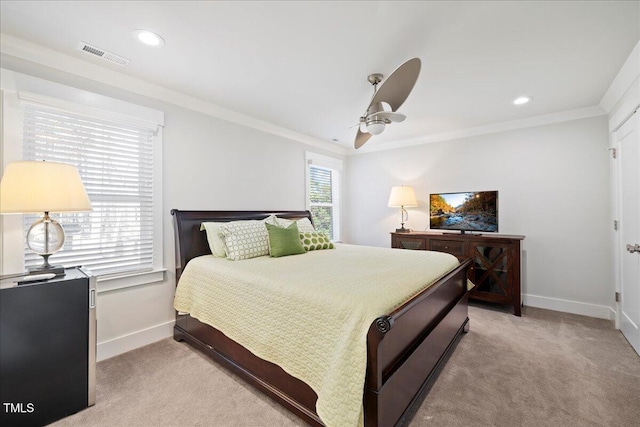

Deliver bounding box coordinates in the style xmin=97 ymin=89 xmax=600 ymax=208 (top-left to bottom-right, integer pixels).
xmin=354 ymin=57 xmax=421 ymax=149
xmin=366 ymin=120 xmax=386 ymax=135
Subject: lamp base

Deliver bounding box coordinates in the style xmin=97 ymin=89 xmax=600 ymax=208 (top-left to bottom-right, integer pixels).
xmin=28 ymin=264 xmax=65 ymax=276
xmin=395 ymin=227 xmax=411 ymax=233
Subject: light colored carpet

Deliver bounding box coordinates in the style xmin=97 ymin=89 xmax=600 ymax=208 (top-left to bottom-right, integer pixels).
xmin=52 ymin=304 xmax=640 ymax=427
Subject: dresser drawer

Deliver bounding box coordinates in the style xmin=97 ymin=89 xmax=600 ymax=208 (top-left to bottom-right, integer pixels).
xmin=429 ymin=239 xmax=465 ymax=257
xmin=395 ymin=236 xmax=426 ymax=250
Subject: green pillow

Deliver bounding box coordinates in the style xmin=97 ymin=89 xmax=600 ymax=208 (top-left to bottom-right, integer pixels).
xmin=299 ymin=231 xmax=335 ymax=252
xmin=266 ymin=222 xmax=306 ymax=258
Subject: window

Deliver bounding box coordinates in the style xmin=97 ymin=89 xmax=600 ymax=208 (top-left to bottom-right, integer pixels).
xmin=20 ymin=97 xmax=162 ymax=278
xmin=306 ymin=152 xmax=342 ymax=241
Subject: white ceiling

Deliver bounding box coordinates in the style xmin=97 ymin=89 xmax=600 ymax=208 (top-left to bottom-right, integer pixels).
xmin=1 ymin=1 xmax=638 ymax=150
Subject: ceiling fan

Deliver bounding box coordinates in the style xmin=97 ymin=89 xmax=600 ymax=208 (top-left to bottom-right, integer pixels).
xmin=354 ymin=58 xmax=421 ymax=149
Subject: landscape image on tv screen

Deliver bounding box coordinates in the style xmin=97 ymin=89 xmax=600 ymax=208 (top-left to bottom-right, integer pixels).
xmin=430 ymin=191 xmax=498 ymax=232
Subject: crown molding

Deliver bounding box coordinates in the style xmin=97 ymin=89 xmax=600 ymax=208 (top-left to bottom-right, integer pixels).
xmin=1 ymin=33 xmax=616 ymax=158
xmin=349 ymin=105 xmax=607 ymax=155
xmin=0 ymin=33 xmax=347 ymax=156
xmin=599 ymin=40 xmax=640 ymax=114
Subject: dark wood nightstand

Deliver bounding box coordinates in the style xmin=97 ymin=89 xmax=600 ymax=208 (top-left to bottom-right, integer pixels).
xmin=0 ymin=267 xmax=96 ymax=426
xmin=392 ymin=231 xmax=525 ymax=316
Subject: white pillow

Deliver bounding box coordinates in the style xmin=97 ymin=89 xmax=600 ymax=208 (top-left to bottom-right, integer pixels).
xmin=276 ymin=217 xmax=316 ymax=233
xmin=219 ymin=219 xmax=269 ymax=261
xmin=264 ymin=215 xmax=280 ymax=226
xmin=200 ymin=222 xmax=227 ymax=258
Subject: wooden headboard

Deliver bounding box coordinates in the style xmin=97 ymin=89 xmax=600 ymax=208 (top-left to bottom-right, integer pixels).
xmin=170 ymin=210 xmax=313 ymax=282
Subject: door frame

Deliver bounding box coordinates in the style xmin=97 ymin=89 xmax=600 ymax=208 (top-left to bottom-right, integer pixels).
xmin=611 ymin=106 xmax=640 ymax=330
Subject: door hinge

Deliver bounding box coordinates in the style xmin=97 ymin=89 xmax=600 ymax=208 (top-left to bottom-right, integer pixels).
xmin=615 ymin=292 xmax=620 ymax=303
xmin=611 ymin=148 xmax=617 ymax=159
xmin=614 ymin=220 xmax=618 ymax=231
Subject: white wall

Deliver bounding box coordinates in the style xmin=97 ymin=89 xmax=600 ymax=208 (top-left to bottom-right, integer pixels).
xmin=0 ymin=55 xmax=344 ymax=360
xmin=345 ymin=116 xmax=614 ymax=319
xmin=0 ymin=41 xmax=623 ymax=361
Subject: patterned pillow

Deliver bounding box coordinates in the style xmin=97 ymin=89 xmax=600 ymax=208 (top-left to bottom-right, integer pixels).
xmin=299 ymin=231 xmax=335 ymax=252
xmin=219 ymin=220 xmax=269 ymax=261
xmin=277 ymin=217 xmax=316 ymax=233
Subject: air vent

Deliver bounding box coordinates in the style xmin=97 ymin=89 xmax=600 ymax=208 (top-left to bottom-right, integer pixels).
xmin=77 ymin=42 xmax=130 ymax=66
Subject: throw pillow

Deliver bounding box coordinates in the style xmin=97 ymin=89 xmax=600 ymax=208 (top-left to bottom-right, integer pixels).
xmin=200 ymin=222 xmax=227 ymax=258
xmin=276 ymin=217 xmax=316 ymax=233
xmin=266 ymin=222 xmax=306 ymax=258
xmin=220 ymin=220 xmax=269 ymax=261
xmin=300 ymin=231 xmax=335 ymax=252
xmin=264 ymin=214 xmax=280 ymax=226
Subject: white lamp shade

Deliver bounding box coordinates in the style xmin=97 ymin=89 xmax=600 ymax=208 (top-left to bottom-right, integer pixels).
xmin=388 ymin=185 xmax=418 ymax=207
xmin=0 ymin=161 xmax=92 ymax=213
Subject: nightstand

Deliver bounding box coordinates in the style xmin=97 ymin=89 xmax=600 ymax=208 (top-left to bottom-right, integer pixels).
xmin=0 ymin=267 xmax=96 ymax=426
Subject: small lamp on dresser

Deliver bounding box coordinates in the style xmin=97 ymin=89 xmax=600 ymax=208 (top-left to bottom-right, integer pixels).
xmin=0 ymin=160 xmax=92 ymax=275
xmin=388 ymin=185 xmax=418 ymax=233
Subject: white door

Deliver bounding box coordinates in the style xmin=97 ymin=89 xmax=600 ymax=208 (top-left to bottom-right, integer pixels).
xmin=616 ymin=110 xmax=640 ymax=355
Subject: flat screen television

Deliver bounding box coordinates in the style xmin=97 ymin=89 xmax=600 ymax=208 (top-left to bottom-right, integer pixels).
xmin=429 ymin=191 xmax=498 ymax=233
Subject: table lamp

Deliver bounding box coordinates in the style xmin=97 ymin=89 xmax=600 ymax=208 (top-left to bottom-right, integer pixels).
xmin=0 ymin=160 xmax=92 ymax=275
xmin=388 ymin=185 xmax=418 ymax=233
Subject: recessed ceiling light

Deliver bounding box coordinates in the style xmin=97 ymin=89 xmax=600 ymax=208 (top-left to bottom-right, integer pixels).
xmin=132 ymin=30 xmax=165 ymax=47
xmin=513 ymin=96 xmax=532 ymax=105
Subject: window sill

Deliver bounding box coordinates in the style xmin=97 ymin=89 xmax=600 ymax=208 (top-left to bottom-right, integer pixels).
xmin=97 ymin=268 xmax=166 ymax=294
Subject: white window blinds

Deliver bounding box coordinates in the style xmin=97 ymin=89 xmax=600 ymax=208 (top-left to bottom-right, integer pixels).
xmin=22 ymin=102 xmax=157 ymax=276
xmin=306 ymin=152 xmax=342 ymax=241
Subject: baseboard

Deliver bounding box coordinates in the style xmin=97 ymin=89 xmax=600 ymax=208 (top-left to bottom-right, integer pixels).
xmin=97 ymin=320 xmax=175 ymax=362
xmin=523 ymin=294 xmax=615 ymax=321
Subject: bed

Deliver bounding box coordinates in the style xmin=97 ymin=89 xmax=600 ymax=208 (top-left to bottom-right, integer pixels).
xmin=171 ymin=209 xmax=471 ymax=427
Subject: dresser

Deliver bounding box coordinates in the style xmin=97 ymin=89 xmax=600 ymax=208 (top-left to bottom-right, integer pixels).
xmin=391 ymin=232 xmax=525 ymax=316
xmin=0 ymin=267 xmax=96 ymax=426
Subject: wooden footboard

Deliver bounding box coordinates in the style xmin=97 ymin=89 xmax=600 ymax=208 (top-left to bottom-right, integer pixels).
xmin=365 ymin=259 xmax=470 ymax=426
xmin=171 ymin=210 xmax=470 ymax=427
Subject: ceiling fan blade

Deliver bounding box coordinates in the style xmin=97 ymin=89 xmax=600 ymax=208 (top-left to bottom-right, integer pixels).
xmin=354 ymin=128 xmax=372 ymax=149
xmin=370 ymin=58 xmax=421 ymax=112
xmin=368 ymin=111 xmax=406 ymax=123
xmin=349 ymin=116 xmax=367 ymax=129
